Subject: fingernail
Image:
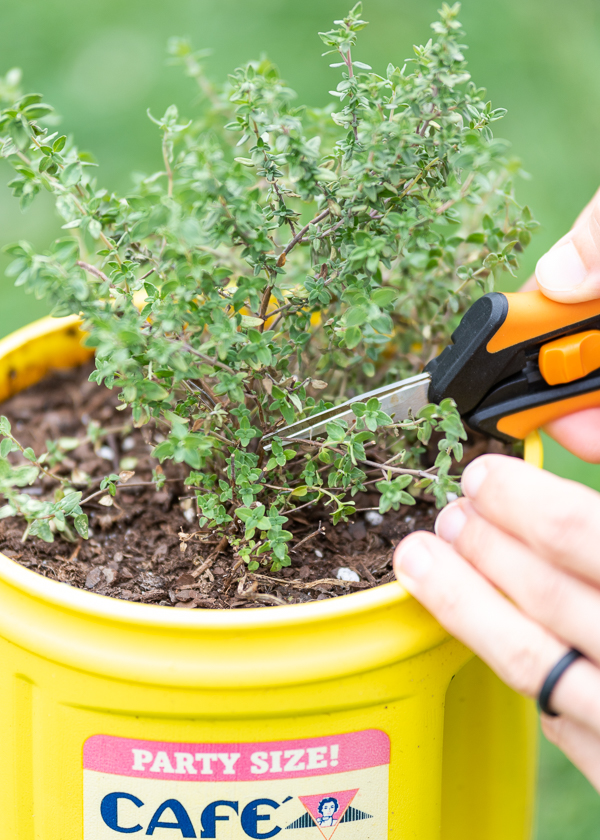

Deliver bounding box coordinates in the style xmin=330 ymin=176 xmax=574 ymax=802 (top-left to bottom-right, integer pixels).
xmin=536 ymin=240 xmax=587 ymax=292
xmin=462 ymin=460 xmax=487 ymax=499
xmin=435 ymin=503 xmax=467 ymax=544
xmin=394 ymin=538 xmax=433 ymax=581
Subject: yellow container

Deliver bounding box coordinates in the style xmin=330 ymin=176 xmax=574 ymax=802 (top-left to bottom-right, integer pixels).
xmin=0 ymin=317 xmax=537 ymax=839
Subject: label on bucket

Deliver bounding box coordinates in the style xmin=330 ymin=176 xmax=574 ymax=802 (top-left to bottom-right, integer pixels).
xmin=83 ymin=729 xmax=390 ymax=838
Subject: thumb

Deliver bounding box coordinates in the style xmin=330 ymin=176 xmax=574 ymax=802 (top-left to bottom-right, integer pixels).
xmin=535 ymin=187 xmax=600 ymax=303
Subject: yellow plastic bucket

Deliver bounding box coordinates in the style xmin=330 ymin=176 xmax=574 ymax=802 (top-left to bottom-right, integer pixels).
xmin=0 ymin=317 xmax=537 ymax=839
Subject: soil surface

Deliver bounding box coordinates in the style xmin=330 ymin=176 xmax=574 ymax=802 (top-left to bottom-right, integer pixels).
xmin=0 ymin=364 xmax=506 ymax=609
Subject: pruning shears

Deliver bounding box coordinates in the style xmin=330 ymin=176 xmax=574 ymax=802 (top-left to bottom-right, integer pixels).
xmin=266 ymin=290 xmax=600 ymax=445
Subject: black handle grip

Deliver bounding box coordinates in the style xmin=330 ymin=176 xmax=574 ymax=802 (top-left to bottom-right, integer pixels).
xmin=426 ymin=291 xmax=600 ymax=418
xmin=425 ymin=293 xmax=514 ymax=414
xmin=466 ymin=368 xmax=600 ymax=442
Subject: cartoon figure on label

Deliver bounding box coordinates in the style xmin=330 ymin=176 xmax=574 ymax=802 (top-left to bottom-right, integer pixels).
xmin=317 ymin=797 xmax=340 ymax=827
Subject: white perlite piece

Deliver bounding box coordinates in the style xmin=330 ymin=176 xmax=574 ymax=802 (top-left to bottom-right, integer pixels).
xmin=314 ymin=549 xmax=324 ymax=558
xmin=98 ymin=445 xmax=115 ymax=461
xmin=336 ymin=567 xmax=360 ymax=583
xmin=364 ymin=510 xmax=384 ymax=526
xmin=446 ymin=492 xmax=458 ymax=502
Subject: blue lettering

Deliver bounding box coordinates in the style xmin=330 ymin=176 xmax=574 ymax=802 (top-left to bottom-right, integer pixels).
xmin=240 ymin=799 xmax=281 ymax=839
xmin=146 ymin=799 xmax=197 ymax=837
xmin=200 ymin=800 xmax=239 ymax=838
xmin=101 ymin=792 xmax=144 ymax=834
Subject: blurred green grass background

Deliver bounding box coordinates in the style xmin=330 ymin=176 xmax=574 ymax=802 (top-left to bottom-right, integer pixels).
xmin=0 ymin=0 xmax=599 ymax=833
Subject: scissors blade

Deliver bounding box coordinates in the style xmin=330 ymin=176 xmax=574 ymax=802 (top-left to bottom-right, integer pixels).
xmin=263 ymin=372 xmax=432 ymax=448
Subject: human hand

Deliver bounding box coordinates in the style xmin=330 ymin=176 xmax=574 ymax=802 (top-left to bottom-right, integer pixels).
xmin=393 ymin=454 xmax=600 ymax=791
xmin=525 ymin=187 xmax=600 ymax=460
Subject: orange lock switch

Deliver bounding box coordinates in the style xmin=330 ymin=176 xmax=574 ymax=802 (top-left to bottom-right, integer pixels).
xmin=539 ymin=329 xmax=600 ymax=386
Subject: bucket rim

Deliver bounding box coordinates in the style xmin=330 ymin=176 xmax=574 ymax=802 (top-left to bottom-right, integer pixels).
xmin=0 ymin=548 xmax=410 ymax=630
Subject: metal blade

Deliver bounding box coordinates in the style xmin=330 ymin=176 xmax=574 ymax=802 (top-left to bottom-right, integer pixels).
xmin=263 ymin=372 xmax=431 ymax=448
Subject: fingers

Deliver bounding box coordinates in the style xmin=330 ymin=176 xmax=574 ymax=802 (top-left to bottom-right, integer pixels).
xmin=535 ymin=187 xmax=600 ymax=303
xmin=541 ymin=715 xmax=600 ymax=793
xmin=393 ymin=531 xmax=600 ymax=736
xmin=544 ymin=408 xmax=600 ymax=463
xmin=435 ymin=499 xmax=600 ymax=664
xmin=392 ymin=532 xmax=566 ymax=696
xmin=459 ymin=454 xmax=600 ymax=586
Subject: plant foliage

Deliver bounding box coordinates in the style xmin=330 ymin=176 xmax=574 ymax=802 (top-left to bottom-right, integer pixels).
xmin=0 ymin=4 xmax=536 ymax=570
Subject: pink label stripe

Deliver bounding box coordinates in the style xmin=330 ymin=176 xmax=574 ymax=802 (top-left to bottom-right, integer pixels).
xmin=84 ymin=729 xmax=390 ymax=782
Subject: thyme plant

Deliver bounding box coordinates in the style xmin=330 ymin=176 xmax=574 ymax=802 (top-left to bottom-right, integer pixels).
xmin=0 ymin=4 xmax=537 ymax=570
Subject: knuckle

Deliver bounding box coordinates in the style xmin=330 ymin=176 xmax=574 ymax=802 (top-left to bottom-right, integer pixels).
xmin=563 ymin=660 xmax=600 ymax=722
xmin=531 ymin=496 xmax=591 ymax=559
xmin=455 ymin=513 xmax=489 ymax=566
xmin=502 ymin=641 xmax=541 ymax=697
xmin=533 ymin=570 xmax=571 ymax=625
xmin=540 ymin=714 xmax=563 ymax=745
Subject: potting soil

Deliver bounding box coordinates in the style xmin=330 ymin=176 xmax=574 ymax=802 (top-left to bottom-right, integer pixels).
xmin=0 ymin=364 xmax=500 ymax=609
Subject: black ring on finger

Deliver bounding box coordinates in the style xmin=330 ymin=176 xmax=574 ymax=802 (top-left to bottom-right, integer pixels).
xmin=538 ymin=649 xmax=583 ymax=717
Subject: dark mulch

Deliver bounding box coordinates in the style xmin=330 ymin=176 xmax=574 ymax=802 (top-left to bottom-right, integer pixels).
xmin=0 ymin=364 xmax=506 ymax=609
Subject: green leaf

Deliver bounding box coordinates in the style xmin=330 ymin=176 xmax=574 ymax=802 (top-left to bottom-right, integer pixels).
xmin=60 ymin=491 xmax=83 ymax=514
xmin=326 ymin=421 xmax=346 ymax=442
xmin=0 ymin=438 xmax=17 ymax=457
xmin=88 ymin=219 xmax=102 ymax=240
xmin=74 ymin=514 xmax=89 ymax=539
xmin=241 ymin=314 xmax=265 ymax=327
xmin=290 ymin=485 xmax=308 ymax=497
xmin=316 ymin=167 xmax=338 ymax=182
xmin=376 ymin=475 xmax=416 ymax=513
xmin=344 ymin=326 xmax=362 ymax=349
xmin=58 ymin=437 xmax=81 ymax=451
xmin=29 ymin=519 xmax=54 ymax=543
xmin=23 ymin=103 xmax=53 ymax=119
xmin=371 ymin=288 xmax=398 ymax=307
xmin=153 ymin=440 xmax=175 ymax=461
xmin=345 ymin=305 xmax=368 ymax=327
xmin=466 ymin=232 xmax=485 ymax=243
xmin=140 ymin=380 xmax=169 ymax=401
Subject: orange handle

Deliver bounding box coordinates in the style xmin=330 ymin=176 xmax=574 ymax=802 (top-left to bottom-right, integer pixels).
xmin=497 ymin=388 xmax=600 ymax=439
xmin=491 ymin=292 xmax=600 ymax=439
xmin=487 ymin=291 xmax=600 ymax=353
xmin=428 ymin=290 xmax=600 ymax=442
